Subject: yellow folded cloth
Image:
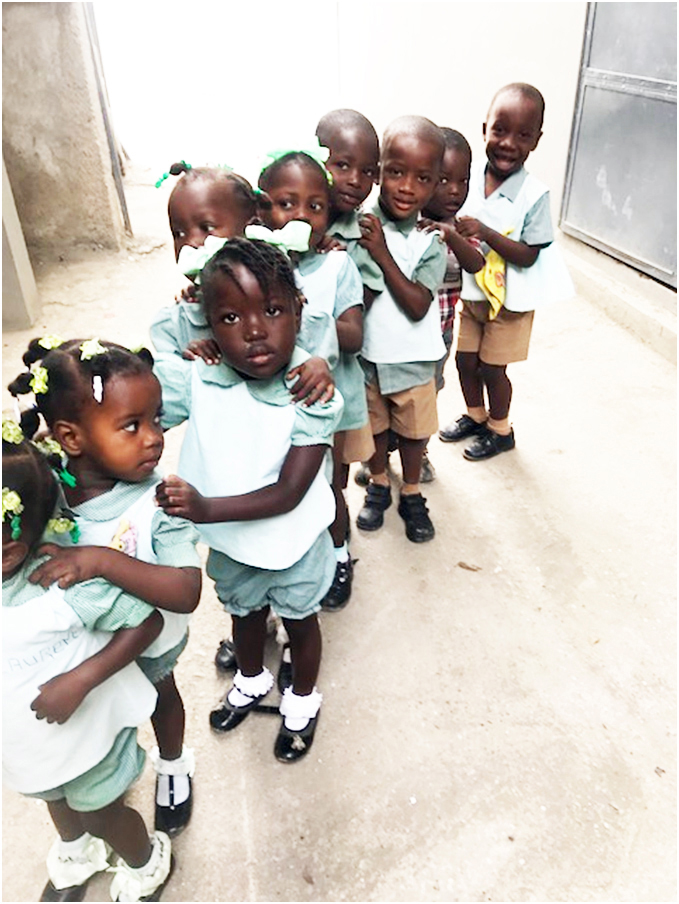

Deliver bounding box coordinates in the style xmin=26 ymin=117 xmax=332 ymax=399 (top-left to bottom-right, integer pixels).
xmin=475 ymin=229 xmax=513 ymax=320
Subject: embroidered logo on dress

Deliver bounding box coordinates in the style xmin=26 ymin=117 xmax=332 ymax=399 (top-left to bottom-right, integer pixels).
xmin=109 ymin=519 xmax=137 ymax=556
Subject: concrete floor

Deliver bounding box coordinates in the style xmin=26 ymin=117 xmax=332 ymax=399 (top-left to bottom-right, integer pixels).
xmin=2 ymin=166 xmax=676 ymax=902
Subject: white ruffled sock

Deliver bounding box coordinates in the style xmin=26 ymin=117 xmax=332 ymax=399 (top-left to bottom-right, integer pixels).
xmin=150 ymin=746 xmax=195 ymax=806
xmin=227 ymin=667 xmax=274 ymax=707
xmin=279 ymin=686 xmax=322 ymax=731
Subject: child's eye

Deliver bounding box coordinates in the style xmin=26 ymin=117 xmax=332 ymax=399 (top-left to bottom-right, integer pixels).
xmin=172 ymin=229 xmax=186 ymax=239
xmin=201 ymin=222 xmax=215 ymax=233
xmin=310 ymin=201 xmax=325 ymax=212
xmin=266 ymin=305 xmax=283 ymax=317
xmin=123 ymin=421 xmax=139 ymax=434
xmin=336 ymin=161 xmax=349 ymax=170
xmin=363 ymin=168 xmax=377 ymax=179
xmin=221 ymin=312 xmax=239 ymax=324
xmin=418 ymin=175 xmax=431 ymax=183
xmin=439 ymin=176 xmax=449 ymax=185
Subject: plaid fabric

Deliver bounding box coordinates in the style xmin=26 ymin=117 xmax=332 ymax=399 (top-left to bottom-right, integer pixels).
xmin=438 ymin=284 xmax=461 ymax=333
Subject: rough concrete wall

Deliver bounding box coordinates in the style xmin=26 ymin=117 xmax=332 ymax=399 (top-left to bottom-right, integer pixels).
xmin=2 ymin=2 xmax=125 ymax=258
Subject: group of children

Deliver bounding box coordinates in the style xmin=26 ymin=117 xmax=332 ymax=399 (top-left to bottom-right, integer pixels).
xmin=2 ymin=82 xmax=571 ymax=901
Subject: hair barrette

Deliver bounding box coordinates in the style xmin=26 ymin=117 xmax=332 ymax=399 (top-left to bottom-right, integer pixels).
xmin=80 ymin=339 xmax=108 ymax=361
xmin=47 ymin=515 xmax=81 ymax=544
xmin=2 ymin=418 xmax=24 ymax=445
xmin=38 ymin=335 xmax=63 ymax=350
xmin=29 ymin=364 xmax=49 ymax=395
xmin=2 ymin=487 xmax=24 ymax=540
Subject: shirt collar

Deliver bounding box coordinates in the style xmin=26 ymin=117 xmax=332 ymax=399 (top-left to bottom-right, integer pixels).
xmin=372 ymin=199 xmax=419 ymax=234
xmin=486 ymin=164 xmax=528 ymax=202
xmin=196 ymin=345 xmax=310 ymax=406
xmin=329 ymin=210 xmax=363 ymax=241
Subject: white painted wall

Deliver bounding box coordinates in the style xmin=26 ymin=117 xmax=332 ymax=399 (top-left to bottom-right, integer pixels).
xmin=94 ymin=1 xmax=587 ymax=209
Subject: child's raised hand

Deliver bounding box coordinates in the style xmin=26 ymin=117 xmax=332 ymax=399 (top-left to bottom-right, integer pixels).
xmin=316 ymin=233 xmax=346 ymax=254
xmin=156 ymin=475 xmax=208 ymax=521
xmin=29 ymin=544 xmax=102 ymax=589
xmin=358 ymin=213 xmax=388 ymax=261
xmin=31 ymin=672 xmax=89 ymax=724
xmin=183 ymin=338 xmax=222 ymax=364
xmin=175 ymin=283 xmax=200 ymax=305
xmin=286 ymin=357 xmax=335 ymax=406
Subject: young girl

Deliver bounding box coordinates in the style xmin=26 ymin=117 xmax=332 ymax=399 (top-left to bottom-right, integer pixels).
xmin=9 ymin=339 xmax=202 ymax=838
xmin=2 ymin=426 xmax=173 ymax=902
xmin=256 ymin=148 xmax=372 ymax=612
xmin=153 ymin=238 xmax=344 ymax=762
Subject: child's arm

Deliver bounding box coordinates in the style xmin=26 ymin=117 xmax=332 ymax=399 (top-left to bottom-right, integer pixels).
xmin=30 ymin=609 xmax=163 ymax=724
xmin=336 ymin=306 xmax=363 ymax=354
xmin=456 ymin=217 xmax=540 ymax=268
xmin=156 ymin=443 xmax=328 ymax=524
xmin=419 ymin=219 xmax=485 ymax=273
xmin=29 ymin=544 xmax=201 ymax=614
xmin=358 ymin=213 xmax=433 ymax=321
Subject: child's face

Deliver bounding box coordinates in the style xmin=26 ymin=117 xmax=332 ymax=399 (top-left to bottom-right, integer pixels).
xmin=484 ymin=92 xmax=542 ymax=180
xmin=379 ymin=134 xmax=441 ymax=220
xmin=324 ymin=129 xmax=379 ymax=215
xmin=422 ymin=147 xmax=471 ymax=221
xmin=207 ymin=265 xmax=300 ymax=380
xmin=66 ymin=372 xmax=164 ymax=484
xmin=262 ymin=162 xmax=330 ymax=250
xmin=2 ymin=523 xmax=28 ymax=579
xmin=169 ymin=180 xmax=249 ymax=260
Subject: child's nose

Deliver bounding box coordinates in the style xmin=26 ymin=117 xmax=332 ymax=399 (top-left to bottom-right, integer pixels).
xmin=243 ymin=316 xmax=267 ymax=339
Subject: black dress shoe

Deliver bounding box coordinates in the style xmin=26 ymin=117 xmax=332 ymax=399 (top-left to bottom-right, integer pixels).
xmin=463 ymin=427 xmax=515 ymax=461
xmin=40 ymin=881 xmax=88 ymax=902
xmin=154 ymin=776 xmax=192 ymax=837
xmin=277 ymin=645 xmax=293 ymax=693
xmin=439 ymin=414 xmax=487 ymax=443
xmin=397 ymin=493 xmax=435 ymax=543
xmin=274 ymin=714 xmax=320 ymax=763
xmin=209 ymin=691 xmax=266 ymax=732
xmin=320 ymin=558 xmax=354 ymax=612
xmin=356 ymin=484 xmax=392 ymax=531
xmin=214 ymin=638 xmax=237 ymax=672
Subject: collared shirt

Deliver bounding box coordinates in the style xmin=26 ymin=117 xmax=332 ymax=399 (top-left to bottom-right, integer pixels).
xmin=154 ymin=348 xmax=344 ymax=570
xmin=359 ymin=201 xmax=446 ymax=393
xmin=328 ymin=210 xmax=386 ymax=295
xmin=459 ymin=162 xmax=572 ymax=311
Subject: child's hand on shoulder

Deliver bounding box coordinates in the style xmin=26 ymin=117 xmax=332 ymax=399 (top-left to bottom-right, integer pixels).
xmin=156 ymin=475 xmax=208 ymax=522
xmin=418 ymin=217 xmax=454 ymax=243
xmin=316 ymin=234 xmax=346 ymax=254
xmin=29 ymin=543 xmax=104 ymax=589
xmin=183 ymin=338 xmax=222 ymax=365
xmin=287 ymin=357 xmax=335 ymax=406
xmin=358 ymin=213 xmax=388 ymax=262
xmin=31 ymin=671 xmax=89 ymax=724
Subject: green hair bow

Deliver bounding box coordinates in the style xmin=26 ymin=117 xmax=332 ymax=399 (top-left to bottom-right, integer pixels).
xmin=177 ymin=234 xmax=231 ymax=283
xmin=2 ymin=418 xmax=23 ymax=445
xmin=2 ymin=487 xmax=24 ymax=540
xmin=260 ymin=139 xmax=332 ymax=184
xmin=244 ymin=221 xmax=312 ymax=255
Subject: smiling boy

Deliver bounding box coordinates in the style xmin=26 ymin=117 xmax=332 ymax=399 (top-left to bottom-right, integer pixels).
xmin=355 ymin=115 xmax=446 ymax=543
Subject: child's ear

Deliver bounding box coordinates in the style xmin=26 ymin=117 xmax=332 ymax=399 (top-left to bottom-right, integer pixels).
xmin=52 ymin=420 xmax=84 ymax=458
xmin=2 ymin=539 xmax=29 ymax=576
xmin=532 ymin=130 xmax=543 ymax=151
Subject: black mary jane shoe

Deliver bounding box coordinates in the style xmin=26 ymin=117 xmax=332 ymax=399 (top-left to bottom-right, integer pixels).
xmin=209 ymin=691 xmax=267 ymax=733
xmin=274 ymin=714 xmax=320 ymax=763
xmin=154 ymin=776 xmax=193 ymax=837
xmin=40 ymin=880 xmax=88 ymax=902
xmin=214 ymin=638 xmax=237 ymax=672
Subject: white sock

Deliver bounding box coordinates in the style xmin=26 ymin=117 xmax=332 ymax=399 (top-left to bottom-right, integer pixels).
xmin=279 ymin=687 xmax=322 ymax=731
xmin=57 ymin=834 xmax=91 ymax=859
xmin=156 ymin=774 xmax=190 ymax=806
xmin=334 ymin=542 xmax=349 ymax=563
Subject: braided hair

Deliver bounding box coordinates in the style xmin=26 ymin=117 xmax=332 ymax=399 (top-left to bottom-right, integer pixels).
xmin=7 ymin=338 xmax=155 ymax=439
xmin=3 ymin=435 xmax=59 ymax=553
xmin=200 ymin=238 xmax=302 ymax=321
xmin=168 ymin=162 xmax=258 ymax=223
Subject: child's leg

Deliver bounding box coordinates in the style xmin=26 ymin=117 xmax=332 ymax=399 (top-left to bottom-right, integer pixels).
xmin=79 ymin=797 xmax=152 ymax=868
xmin=479 ymin=361 xmax=512 ymax=431
xmin=232 ymin=607 xmax=269 ymax=676
xmin=44 ymin=800 xmax=111 ymax=897
xmin=456 ymin=350 xmax=487 ymax=415
xmin=151 ymin=673 xmax=184 ymax=760
xmin=398 ymin=436 xmax=428 ymax=492
xmin=329 ymin=445 xmax=350 ymax=547
xmin=282 ymin=613 xmax=322 ymax=696
xmin=322 ymin=446 xmax=354 ymax=613
xmin=367 ymin=429 xmax=390 ymax=485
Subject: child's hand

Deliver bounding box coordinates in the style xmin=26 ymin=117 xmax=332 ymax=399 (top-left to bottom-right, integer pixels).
xmin=287 ymin=357 xmax=335 ymax=406
xmin=316 ymin=233 xmax=346 ymax=254
xmin=183 ymin=338 xmax=222 ymax=364
xmin=456 ymin=216 xmax=488 ymax=242
xmin=175 ymin=284 xmax=200 ymax=305
xmin=358 ymin=213 xmax=388 ymax=262
xmin=156 ymin=475 xmax=208 ymax=521
xmin=31 ymin=672 xmax=88 ymax=724
xmin=29 ymin=544 xmax=103 ymax=589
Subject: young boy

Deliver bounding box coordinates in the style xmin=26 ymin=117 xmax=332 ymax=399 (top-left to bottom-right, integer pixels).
xmin=446 ymin=83 xmax=572 ymax=460
xmin=355 ymin=115 xmax=447 ymax=543
xmin=418 ymin=128 xmax=485 ymax=477
xmin=314 ymin=109 xmax=382 ymax=606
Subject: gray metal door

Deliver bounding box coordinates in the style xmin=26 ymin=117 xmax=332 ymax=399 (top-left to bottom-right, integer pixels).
xmin=560 ymin=2 xmax=677 ymax=289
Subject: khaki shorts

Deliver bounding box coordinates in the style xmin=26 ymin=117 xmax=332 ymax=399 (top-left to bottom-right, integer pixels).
xmin=334 ymin=423 xmax=375 ymax=465
xmin=457 ymin=300 xmax=535 ymax=365
xmin=366 ymin=379 xmax=438 ymax=440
